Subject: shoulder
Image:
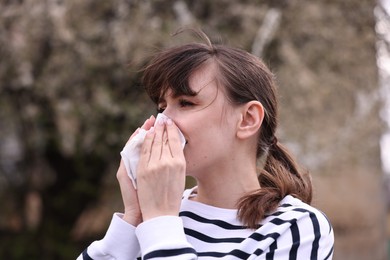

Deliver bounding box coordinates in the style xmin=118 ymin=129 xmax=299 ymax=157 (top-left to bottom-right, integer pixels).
xmin=264 ymin=195 xmax=333 ymax=236
xmin=259 ymin=195 xmax=334 ymax=258
xmin=273 ymin=195 xmax=332 ymax=230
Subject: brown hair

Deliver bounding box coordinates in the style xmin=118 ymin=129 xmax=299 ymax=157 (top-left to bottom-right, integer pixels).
xmin=141 ymin=32 xmax=312 ymax=229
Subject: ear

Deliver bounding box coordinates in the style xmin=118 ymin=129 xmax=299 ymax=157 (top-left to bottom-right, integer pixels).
xmin=236 ymin=101 xmax=264 ymax=140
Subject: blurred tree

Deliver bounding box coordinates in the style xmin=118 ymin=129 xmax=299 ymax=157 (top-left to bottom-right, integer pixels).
xmin=0 ymin=0 xmax=384 ymax=259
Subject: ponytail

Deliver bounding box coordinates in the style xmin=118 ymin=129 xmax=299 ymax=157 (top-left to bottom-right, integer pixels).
xmin=237 ymin=140 xmax=312 ymax=229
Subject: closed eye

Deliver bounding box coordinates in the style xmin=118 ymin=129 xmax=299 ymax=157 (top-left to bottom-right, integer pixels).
xmin=179 ymin=99 xmax=194 ymax=108
xmin=156 ymin=98 xmax=194 ymax=112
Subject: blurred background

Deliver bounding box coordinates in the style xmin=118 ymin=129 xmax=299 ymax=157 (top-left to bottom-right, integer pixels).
xmin=0 ymin=0 xmax=388 ymax=259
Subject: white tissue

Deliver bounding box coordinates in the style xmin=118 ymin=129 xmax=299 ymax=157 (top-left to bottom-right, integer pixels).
xmin=120 ymin=113 xmax=186 ymax=188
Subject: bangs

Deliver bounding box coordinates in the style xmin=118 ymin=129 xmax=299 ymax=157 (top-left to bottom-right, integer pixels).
xmin=142 ymin=43 xmax=214 ymax=104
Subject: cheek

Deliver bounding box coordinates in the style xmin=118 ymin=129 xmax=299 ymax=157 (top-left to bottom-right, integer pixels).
xmin=177 ymin=116 xmax=206 ymax=138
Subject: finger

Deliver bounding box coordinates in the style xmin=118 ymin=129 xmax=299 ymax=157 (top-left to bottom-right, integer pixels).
xmin=126 ymin=115 xmax=155 ymax=144
xmin=126 ymin=127 xmax=140 ymax=144
xmin=138 ymin=127 xmax=155 ymax=167
xmin=166 ymin=119 xmax=184 ymax=158
xmin=149 ymin=118 xmax=165 ymax=161
xmin=141 ymin=115 xmax=155 ymax=130
xmin=161 ymin=127 xmax=172 ymax=158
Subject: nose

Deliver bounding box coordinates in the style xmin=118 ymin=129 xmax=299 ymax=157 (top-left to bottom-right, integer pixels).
xmin=161 ymin=108 xmax=181 ymax=128
xmin=161 ymin=106 xmax=175 ymax=121
xmin=162 ymin=112 xmax=176 ymax=123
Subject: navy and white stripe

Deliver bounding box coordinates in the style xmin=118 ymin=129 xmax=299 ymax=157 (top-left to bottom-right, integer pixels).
xmin=176 ymin=194 xmax=334 ymax=259
xmin=77 ymin=192 xmax=334 ymax=260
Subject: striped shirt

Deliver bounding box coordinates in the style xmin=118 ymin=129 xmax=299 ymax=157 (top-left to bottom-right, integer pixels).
xmin=78 ymin=189 xmax=334 ymax=259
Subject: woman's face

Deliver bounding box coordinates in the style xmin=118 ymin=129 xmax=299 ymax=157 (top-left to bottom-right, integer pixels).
xmin=158 ymin=62 xmax=240 ymax=179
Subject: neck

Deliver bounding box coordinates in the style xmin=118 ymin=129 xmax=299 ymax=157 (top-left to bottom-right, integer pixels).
xmin=191 ymin=159 xmax=260 ymax=209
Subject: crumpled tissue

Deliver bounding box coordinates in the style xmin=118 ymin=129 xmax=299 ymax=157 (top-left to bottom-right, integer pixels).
xmin=120 ymin=113 xmax=186 ymax=188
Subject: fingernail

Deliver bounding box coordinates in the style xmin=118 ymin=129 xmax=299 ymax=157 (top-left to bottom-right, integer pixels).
xmin=149 ymin=127 xmax=155 ymax=133
xmin=167 ymin=118 xmax=173 ymax=125
xmin=158 ymin=119 xmax=164 ymax=125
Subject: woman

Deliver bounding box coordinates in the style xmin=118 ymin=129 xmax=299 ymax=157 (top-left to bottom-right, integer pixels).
xmin=78 ymin=32 xmax=334 ymax=260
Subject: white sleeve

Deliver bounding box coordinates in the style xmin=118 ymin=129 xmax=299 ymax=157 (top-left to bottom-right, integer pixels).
xmin=135 ymin=216 xmax=197 ymax=259
xmin=76 ymin=213 xmax=141 ymax=260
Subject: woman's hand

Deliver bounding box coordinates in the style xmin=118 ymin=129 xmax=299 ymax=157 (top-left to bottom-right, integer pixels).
xmin=116 ymin=115 xmax=155 ymax=226
xmin=136 ymin=118 xmax=186 ymax=221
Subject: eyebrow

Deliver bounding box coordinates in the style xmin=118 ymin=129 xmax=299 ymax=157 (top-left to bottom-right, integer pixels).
xmin=157 ymin=93 xmax=193 ymax=105
xmin=158 ymin=89 xmax=195 ymax=104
